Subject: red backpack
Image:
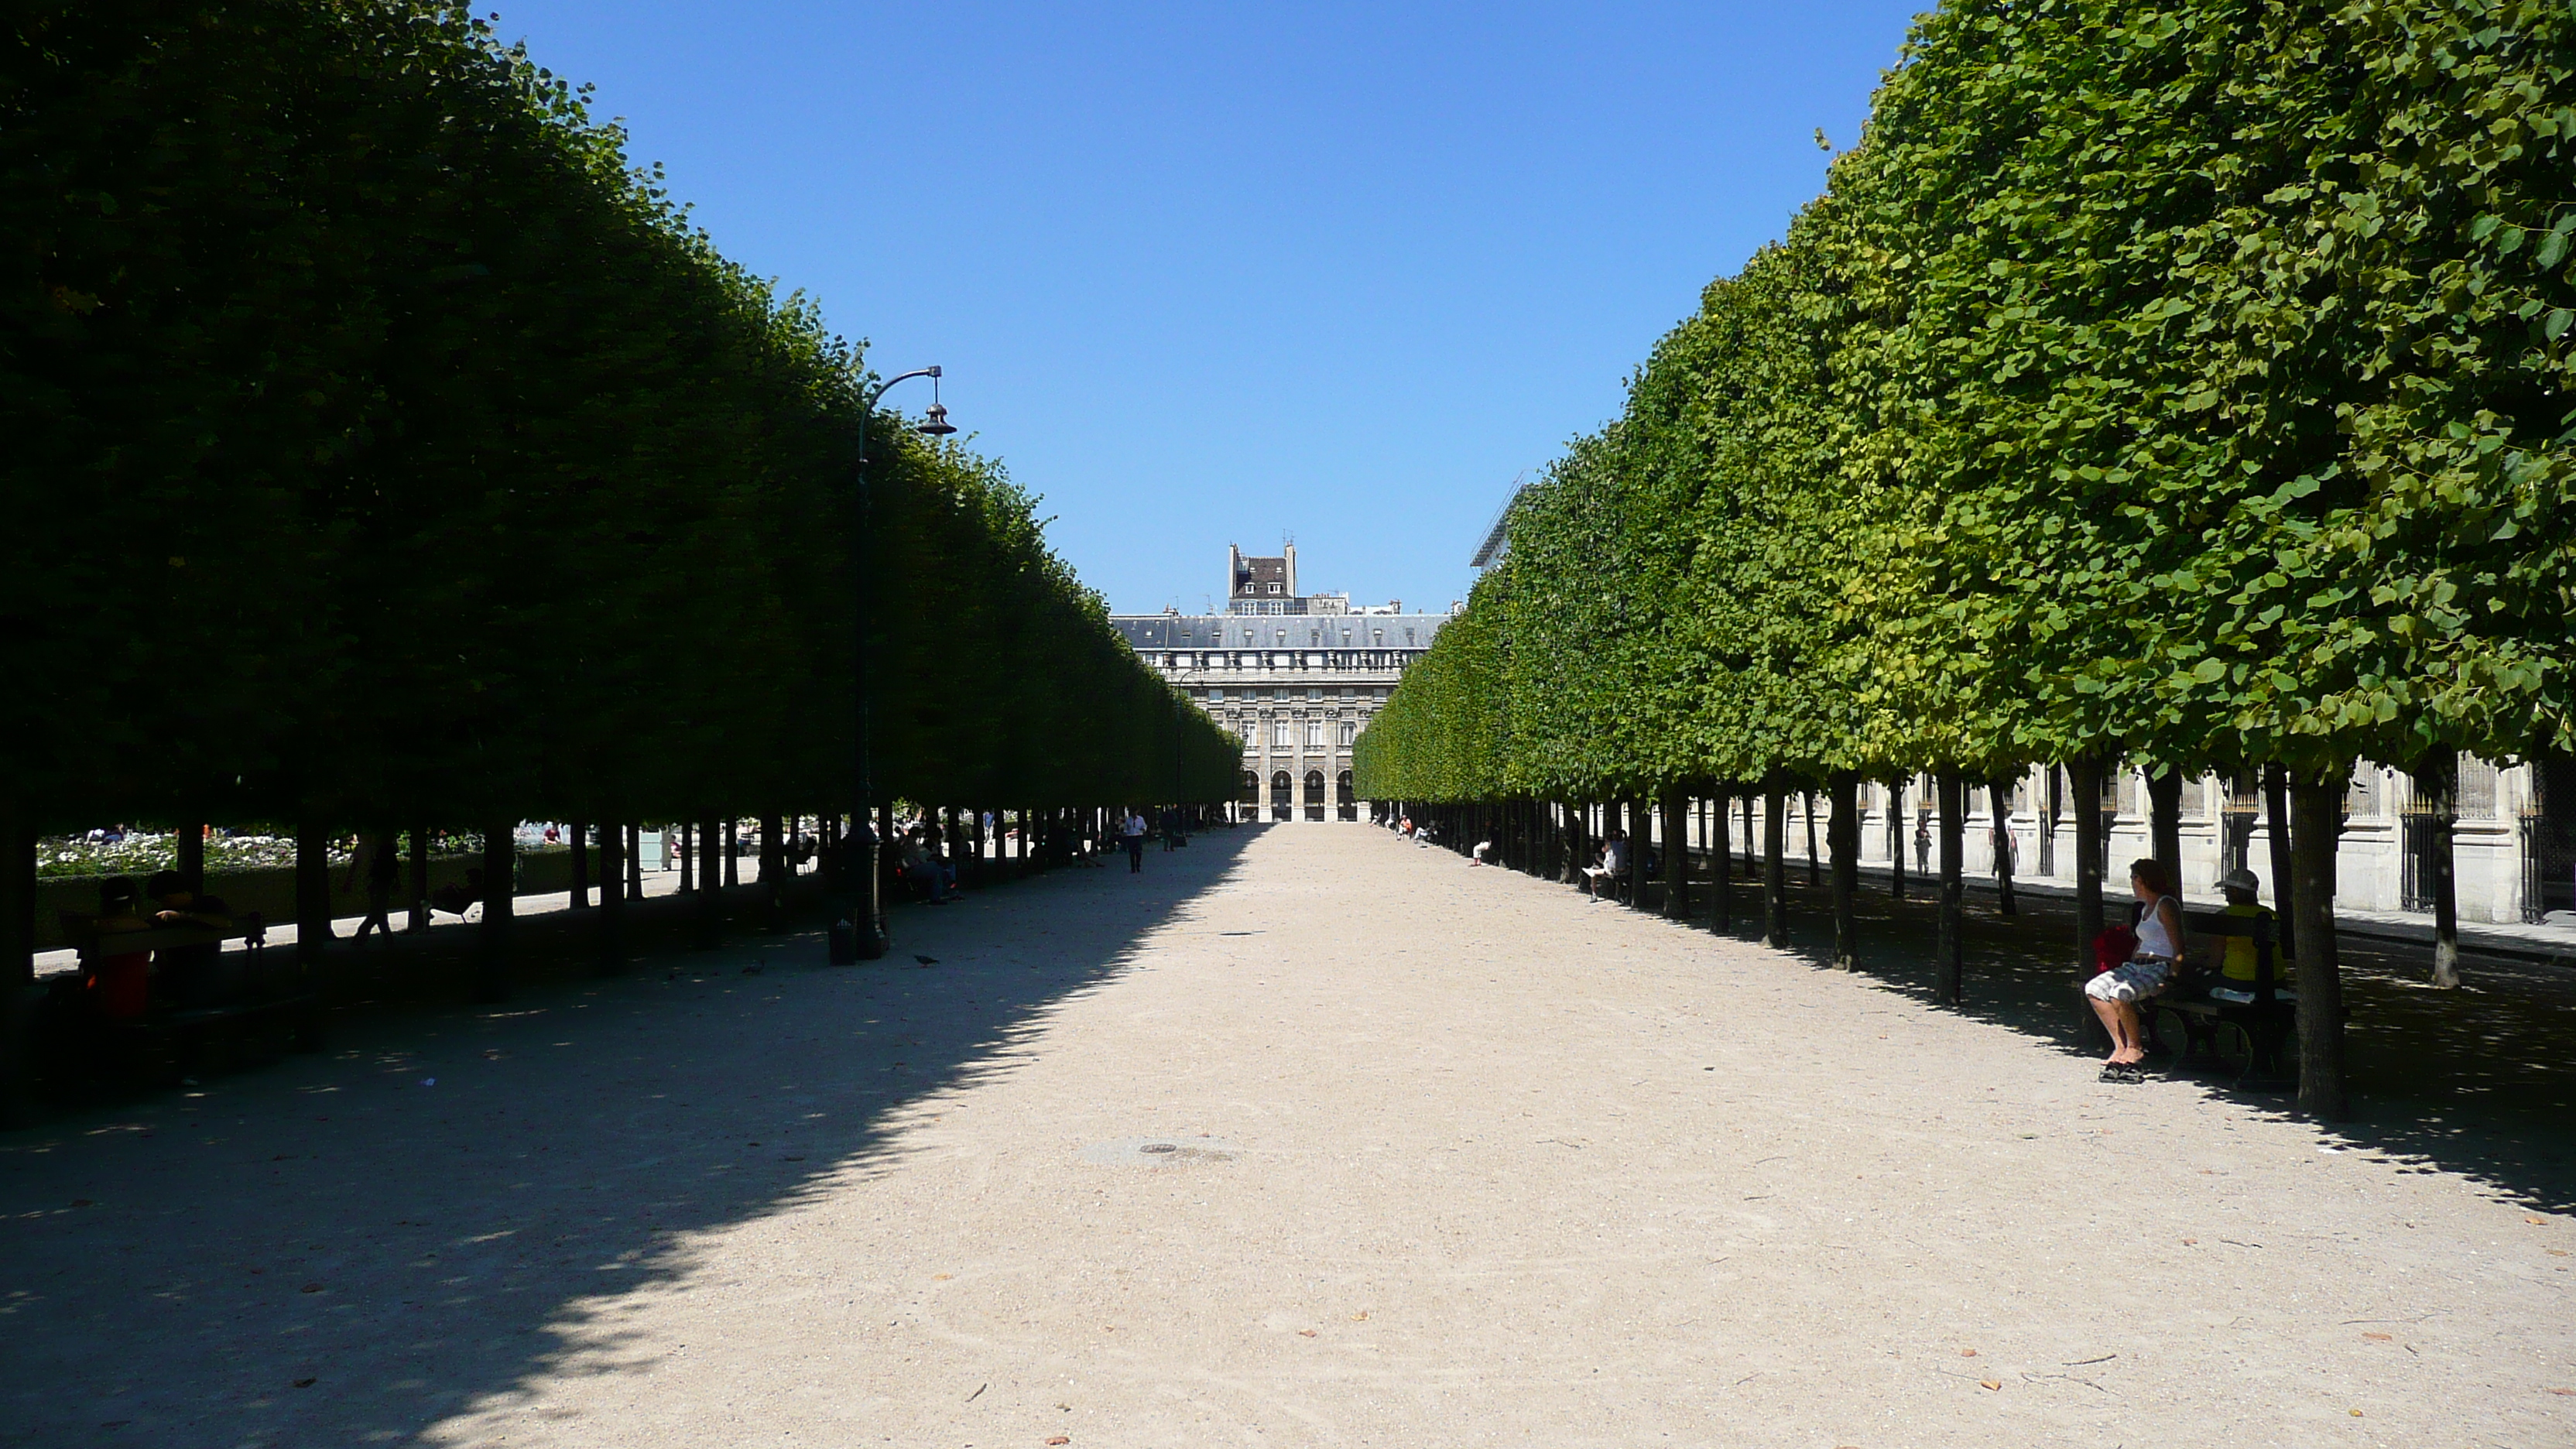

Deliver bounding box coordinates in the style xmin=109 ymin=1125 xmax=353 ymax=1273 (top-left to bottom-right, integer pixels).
xmin=2091 ymin=923 xmax=2138 ymax=975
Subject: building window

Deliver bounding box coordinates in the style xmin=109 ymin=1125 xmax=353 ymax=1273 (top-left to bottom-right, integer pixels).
xmin=1273 ymin=719 xmax=1292 ymax=748
xmin=1305 ymin=720 xmax=1324 ymax=748
xmin=1307 ymin=687 xmax=1322 ymax=701
xmin=1208 ymin=687 xmax=1225 ymax=701
xmin=1339 ymin=721 xmax=1356 ymax=746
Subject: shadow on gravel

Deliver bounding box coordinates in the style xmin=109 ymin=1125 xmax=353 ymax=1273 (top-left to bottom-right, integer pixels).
xmin=1660 ymin=865 xmax=2576 ymax=1214
xmin=0 ymin=826 xmax=1259 ymax=1448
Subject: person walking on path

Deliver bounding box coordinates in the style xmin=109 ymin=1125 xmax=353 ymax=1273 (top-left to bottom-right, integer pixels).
xmin=345 ymin=831 xmax=399 ymax=940
xmin=1122 ymin=810 xmax=1149 ymax=874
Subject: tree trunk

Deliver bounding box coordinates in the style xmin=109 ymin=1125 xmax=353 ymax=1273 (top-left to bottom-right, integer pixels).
xmin=2036 ymin=768 xmax=2057 ymax=879
xmin=296 ymin=817 xmax=332 ymax=994
xmin=1742 ymin=795 xmax=1757 ymax=882
xmin=626 ymin=823 xmax=643 ymax=902
xmin=570 ymin=819 xmax=591 ymax=909
xmin=2069 ymin=758 xmax=2106 ymax=978
xmin=1829 ymin=773 xmax=1858 ymax=969
xmin=2290 ymin=769 xmax=2348 ymax=1119
xmin=677 ymin=823 xmax=694 ymax=893
xmin=475 ymin=820 xmax=513 ymax=1002
xmin=1710 ymin=789 xmax=1732 ymax=931
xmin=1762 ymin=788 xmax=1789 ymax=947
xmin=2417 ymin=755 xmax=2461 ymax=989
xmin=1887 ymin=779 xmax=1906 ymax=903
xmin=408 ymin=825 xmax=431 ymax=933
xmin=724 ymin=818 xmax=740 ymax=889
xmin=1992 ymin=778 xmax=2018 ymax=916
xmin=176 ymin=822 xmax=206 ymax=895
xmin=1661 ymin=793 xmax=1688 ymax=920
xmin=2148 ymin=766 xmax=2183 ymax=884
xmin=2263 ymin=762 xmax=2297 ymax=961
xmin=0 ymin=789 xmax=35 ymax=1122
xmin=762 ymin=814 xmax=786 ymax=931
xmin=1804 ymin=788 xmax=1821 ymax=886
xmin=697 ymin=818 xmax=724 ymax=947
xmin=1937 ymin=769 xmax=1965 ymax=1005
xmin=596 ymin=820 xmax=625 ymax=974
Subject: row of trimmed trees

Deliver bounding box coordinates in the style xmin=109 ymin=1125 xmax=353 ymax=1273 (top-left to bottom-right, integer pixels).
xmin=3 ymin=4 xmax=1237 ymax=1021
xmin=1357 ymin=0 xmax=2576 ymax=1119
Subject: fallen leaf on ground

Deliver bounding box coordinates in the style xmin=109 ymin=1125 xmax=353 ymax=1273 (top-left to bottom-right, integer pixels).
xmin=1979 ymin=1379 xmax=2001 ymax=1391
xmin=2181 ymin=1238 xmax=2198 ymax=1245
xmin=1047 ymin=1438 xmax=1070 ymax=1445
xmin=2350 ymin=1409 xmax=2364 ymax=1416
xmin=1958 ymin=1348 xmax=1977 ymax=1357
xmin=933 ymin=1273 xmax=953 ymax=1280
xmin=2362 ymin=1332 xmax=2393 ymax=1341
xmin=293 ymin=1378 xmax=317 ymax=1388
xmin=2529 ymin=1217 xmax=2548 ymax=1225
xmin=300 ymin=1283 xmax=324 ymax=1293
xmin=1297 ymin=1330 xmax=1317 ymax=1338
xmin=1350 ymin=1311 xmax=1368 ymax=1321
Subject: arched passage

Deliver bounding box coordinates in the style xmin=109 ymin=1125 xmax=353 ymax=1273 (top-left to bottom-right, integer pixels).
xmin=1271 ymin=771 xmax=1293 ymax=822
xmin=1303 ymin=769 xmax=1326 ymax=822
xmin=1337 ymin=770 xmax=1356 ymax=821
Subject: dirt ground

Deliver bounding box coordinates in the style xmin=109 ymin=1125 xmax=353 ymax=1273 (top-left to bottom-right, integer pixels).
xmin=3 ymin=824 xmax=2570 ymax=1447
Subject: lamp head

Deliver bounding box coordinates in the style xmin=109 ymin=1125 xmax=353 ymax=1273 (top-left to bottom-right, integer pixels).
xmin=916 ymin=371 xmax=957 ymax=436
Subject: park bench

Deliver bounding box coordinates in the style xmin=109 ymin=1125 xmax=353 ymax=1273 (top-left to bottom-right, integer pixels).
xmin=49 ymin=912 xmax=321 ymax=1085
xmin=2154 ymin=909 xmax=2297 ymax=1088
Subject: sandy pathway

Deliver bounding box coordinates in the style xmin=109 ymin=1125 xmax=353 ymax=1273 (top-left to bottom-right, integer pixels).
xmin=4 ymin=824 xmax=2569 ymax=1447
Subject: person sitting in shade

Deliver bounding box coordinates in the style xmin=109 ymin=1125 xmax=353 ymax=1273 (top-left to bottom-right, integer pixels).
xmin=85 ymin=876 xmax=154 ymax=1021
xmin=2205 ymin=867 xmax=2287 ymax=1005
xmin=2086 ymin=858 xmax=2187 ymax=1079
xmin=145 ymin=869 xmax=233 ymax=1009
xmin=1582 ymin=829 xmax=1631 ymax=902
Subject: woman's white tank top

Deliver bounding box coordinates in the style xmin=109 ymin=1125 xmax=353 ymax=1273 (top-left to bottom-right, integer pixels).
xmin=2136 ymin=895 xmax=2180 ymax=959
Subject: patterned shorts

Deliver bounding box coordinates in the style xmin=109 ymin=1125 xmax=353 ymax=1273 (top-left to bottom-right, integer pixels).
xmin=2085 ymin=957 xmax=2172 ymax=1003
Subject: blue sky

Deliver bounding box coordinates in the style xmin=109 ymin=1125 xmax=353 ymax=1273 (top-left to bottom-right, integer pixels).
xmin=496 ymin=2 xmax=1927 ymax=614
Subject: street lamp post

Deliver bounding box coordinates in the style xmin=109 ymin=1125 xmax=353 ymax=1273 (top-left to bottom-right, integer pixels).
xmin=834 ymin=366 xmax=956 ymax=965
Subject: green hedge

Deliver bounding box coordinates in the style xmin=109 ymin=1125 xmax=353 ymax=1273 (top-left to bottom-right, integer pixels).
xmin=1361 ymin=0 xmax=2575 ymax=803
xmin=5 ymin=0 xmax=1235 ymax=834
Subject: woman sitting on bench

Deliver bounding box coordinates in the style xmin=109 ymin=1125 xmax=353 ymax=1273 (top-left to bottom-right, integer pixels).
xmin=2086 ymin=857 xmax=2186 ymax=1081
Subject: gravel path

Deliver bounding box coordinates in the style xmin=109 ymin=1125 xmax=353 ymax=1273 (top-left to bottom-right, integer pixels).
xmin=4 ymin=824 xmax=2569 ymax=1447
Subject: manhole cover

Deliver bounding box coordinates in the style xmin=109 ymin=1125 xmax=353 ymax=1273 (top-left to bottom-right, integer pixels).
xmin=1081 ymin=1136 xmax=1238 ymax=1168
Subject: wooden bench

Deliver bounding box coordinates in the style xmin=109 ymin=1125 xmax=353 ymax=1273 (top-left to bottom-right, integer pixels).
xmin=53 ymin=913 xmax=322 ymax=1085
xmin=2153 ymin=909 xmax=2296 ymax=1089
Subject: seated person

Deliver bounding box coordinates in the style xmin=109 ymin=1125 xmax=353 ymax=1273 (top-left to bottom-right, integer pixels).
xmin=86 ymin=876 xmax=154 ymax=1020
xmin=1582 ymin=830 xmax=1632 ymax=900
xmin=2205 ymin=867 xmax=2289 ymax=1004
xmin=145 ymin=869 xmax=233 ymax=1009
xmin=2085 ymin=858 xmax=2185 ymax=1075
xmin=899 ymin=831 xmax=948 ymax=902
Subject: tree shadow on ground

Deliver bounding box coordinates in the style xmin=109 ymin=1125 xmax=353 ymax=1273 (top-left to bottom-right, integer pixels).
xmin=1653 ymin=866 xmax=2576 ymax=1214
xmin=0 ymin=826 xmax=1261 ymax=1448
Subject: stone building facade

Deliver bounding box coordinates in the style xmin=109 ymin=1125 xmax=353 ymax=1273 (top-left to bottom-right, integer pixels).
xmin=1707 ymin=757 xmax=2576 ymax=923
xmin=1112 ymin=547 xmax=1453 ymax=821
